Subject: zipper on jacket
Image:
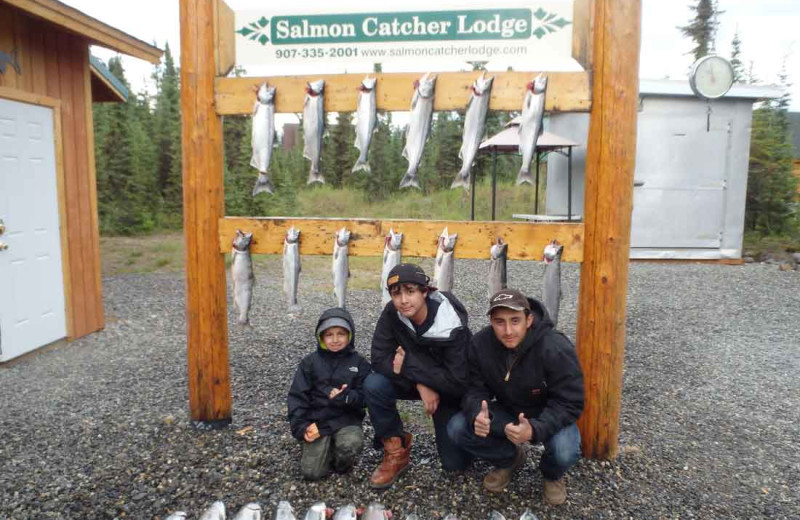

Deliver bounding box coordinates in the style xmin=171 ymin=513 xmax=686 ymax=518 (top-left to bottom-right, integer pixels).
xmin=504 ymin=351 xmax=520 ymax=382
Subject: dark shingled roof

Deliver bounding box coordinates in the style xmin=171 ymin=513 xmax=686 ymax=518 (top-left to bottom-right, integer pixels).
xmin=90 ymin=54 xmax=129 ymax=101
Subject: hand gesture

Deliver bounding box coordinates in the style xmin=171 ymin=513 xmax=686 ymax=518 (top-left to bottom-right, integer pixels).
xmin=329 ymin=384 xmax=347 ymax=399
xmin=416 ymin=383 xmax=440 ymax=416
xmin=304 ymin=422 xmax=320 ymax=443
xmin=392 ymin=346 xmax=405 ymax=375
xmin=504 ymin=413 xmax=533 ymax=445
xmin=474 ymin=400 xmax=491 ymax=438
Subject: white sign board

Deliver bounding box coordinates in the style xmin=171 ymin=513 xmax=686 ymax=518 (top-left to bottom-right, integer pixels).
xmin=235 ymin=2 xmax=574 ymax=67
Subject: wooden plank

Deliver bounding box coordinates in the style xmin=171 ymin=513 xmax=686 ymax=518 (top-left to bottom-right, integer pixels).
xmin=215 ymin=71 xmax=592 ymax=115
xmin=571 ymin=0 xmax=594 ymax=70
xmin=28 ymin=18 xmax=48 ymax=96
xmin=218 ymin=217 xmax=584 ymax=263
xmin=4 ymin=0 xmax=163 ymax=64
xmin=181 ymin=0 xmax=232 ymax=425
xmin=78 ymin=42 xmax=104 ymax=332
xmin=0 ymin=5 xmax=17 ymax=89
xmin=213 ymin=0 xmax=235 ymax=77
xmin=0 ymin=86 xmax=59 ymax=107
xmin=43 ymin=29 xmax=61 ymax=100
xmin=13 ymin=10 xmax=33 ymax=93
xmin=52 ymin=105 xmax=73 ymax=339
xmin=56 ymin=30 xmax=87 ymax=338
xmin=576 ymin=0 xmax=641 ymax=461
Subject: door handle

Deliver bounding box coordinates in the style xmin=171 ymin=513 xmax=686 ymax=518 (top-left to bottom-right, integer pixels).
xmin=0 ymin=218 xmax=5 ymax=235
xmin=0 ymin=242 xmax=8 ymax=251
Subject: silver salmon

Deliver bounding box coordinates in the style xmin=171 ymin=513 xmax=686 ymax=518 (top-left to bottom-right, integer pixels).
xmin=251 ymin=82 xmax=277 ymax=196
xmin=164 ymin=513 xmax=187 ymax=520
xmin=332 ymin=504 xmax=358 ymax=520
xmin=303 ymin=79 xmax=325 ymax=184
xmin=332 ymin=227 xmax=351 ymax=308
xmin=233 ymin=503 xmax=263 ymax=520
xmin=489 ymin=512 xmax=507 ymax=520
xmin=283 ymin=226 xmax=301 ymax=314
xmin=380 ymin=228 xmax=403 ymax=306
xmin=400 ymin=73 xmax=436 ymax=189
xmin=433 ymin=227 xmax=457 ymax=292
xmin=303 ymin=502 xmax=328 ymax=520
xmin=488 ymin=237 xmax=508 ymax=297
xmin=542 ymin=239 xmax=563 ymax=329
xmin=352 ymin=76 xmax=378 ymax=173
xmin=199 ymin=501 xmax=226 ymax=520
xmin=519 ymin=510 xmax=541 ymax=520
xmin=451 ymin=72 xmax=494 ymax=190
xmin=231 ymin=230 xmax=254 ymax=327
xmin=275 ymin=501 xmax=296 ymax=520
xmin=362 ymin=503 xmax=390 ymax=520
xmin=517 ymin=74 xmax=548 ymax=186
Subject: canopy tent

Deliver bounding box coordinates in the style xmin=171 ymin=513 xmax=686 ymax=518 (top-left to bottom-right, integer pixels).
xmin=473 ymin=117 xmax=580 ymax=221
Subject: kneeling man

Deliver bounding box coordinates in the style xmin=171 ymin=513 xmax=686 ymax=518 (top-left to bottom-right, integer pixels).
xmin=447 ymin=288 xmax=584 ymax=506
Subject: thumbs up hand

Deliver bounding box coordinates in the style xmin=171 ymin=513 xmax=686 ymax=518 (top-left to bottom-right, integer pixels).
xmin=504 ymin=412 xmax=534 ymax=445
xmin=473 ymin=400 xmax=491 ymax=438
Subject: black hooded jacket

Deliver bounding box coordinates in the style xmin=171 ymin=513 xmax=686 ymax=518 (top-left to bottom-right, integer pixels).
xmin=462 ymin=298 xmax=584 ymax=443
xmin=371 ymin=290 xmax=471 ymax=401
xmin=287 ymin=308 xmax=371 ymax=440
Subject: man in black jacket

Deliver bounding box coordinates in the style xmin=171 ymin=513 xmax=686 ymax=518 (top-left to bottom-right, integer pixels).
xmin=365 ymin=263 xmax=472 ymax=489
xmin=447 ymin=288 xmax=584 ymax=506
xmin=287 ymin=307 xmax=371 ymax=480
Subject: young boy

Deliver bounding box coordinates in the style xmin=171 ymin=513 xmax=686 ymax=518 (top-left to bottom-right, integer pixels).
xmin=287 ymin=307 xmax=371 ymax=480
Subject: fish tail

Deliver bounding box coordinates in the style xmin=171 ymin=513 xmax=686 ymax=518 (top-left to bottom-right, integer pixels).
xmin=450 ymin=168 xmax=471 ymax=190
xmin=515 ymin=167 xmax=534 ymax=186
xmin=399 ymin=171 xmax=420 ymax=189
xmin=252 ymin=173 xmax=275 ymax=196
xmin=351 ymin=159 xmax=371 ymax=173
xmin=307 ymin=166 xmax=325 ymax=185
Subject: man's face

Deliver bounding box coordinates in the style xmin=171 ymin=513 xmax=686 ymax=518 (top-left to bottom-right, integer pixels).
xmin=490 ymin=307 xmax=533 ymax=349
xmin=322 ymin=326 xmax=349 ymax=352
xmin=389 ymin=283 xmax=428 ymax=323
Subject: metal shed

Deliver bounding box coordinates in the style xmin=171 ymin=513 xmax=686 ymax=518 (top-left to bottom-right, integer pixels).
xmin=544 ymin=79 xmax=783 ymax=260
xmin=0 ymin=0 xmax=162 ymax=362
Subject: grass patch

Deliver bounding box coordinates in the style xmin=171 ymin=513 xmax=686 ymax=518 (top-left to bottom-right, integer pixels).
xmin=743 ymin=232 xmax=800 ymax=261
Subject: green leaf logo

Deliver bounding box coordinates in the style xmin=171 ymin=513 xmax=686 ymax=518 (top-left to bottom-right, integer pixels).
xmin=531 ymin=7 xmax=571 ymax=39
xmin=237 ymin=17 xmax=271 ymax=45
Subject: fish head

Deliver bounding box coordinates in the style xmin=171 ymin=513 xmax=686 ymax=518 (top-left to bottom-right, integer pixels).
xmin=543 ymin=240 xmax=563 ymax=263
xmin=286 ymin=226 xmax=300 ymax=243
xmin=360 ymin=76 xmax=377 ymax=92
xmin=490 ymin=237 xmax=508 ymax=259
xmin=276 ymin=501 xmax=296 ymax=520
xmin=233 ymin=229 xmax=253 ymax=251
xmin=257 ymin=82 xmax=276 ymax=103
xmin=165 ymin=513 xmax=188 ymax=520
xmin=416 ymin=73 xmax=437 ymax=98
xmin=489 ymin=512 xmax=507 ymax=520
xmin=236 ymin=503 xmax=263 ymax=520
xmin=532 ymin=74 xmax=548 ymax=94
xmin=336 ymin=227 xmax=351 ymax=246
xmin=519 ymin=509 xmax=541 ymax=520
xmin=388 ymin=229 xmax=403 ymax=250
xmin=201 ymin=501 xmax=226 ymax=519
xmin=333 ymin=504 xmax=358 ymax=520
xmin=306 ymin=79 xmax=325 ymax=96
xmin=473 ymin=72 xmax=495 ymax=96
xmin=306 ymin=502 xmax=328 ymax=520
xmin=363 ymin=502 xmax=389 ymax=520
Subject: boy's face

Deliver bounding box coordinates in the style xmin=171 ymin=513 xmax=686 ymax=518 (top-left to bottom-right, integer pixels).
xmin=322 ymin=326 xmax=349 ymax=352
xmin=490 ymin=307 xmax=533 ymax=350
xmin=389 ymin=283 xmax=428 ymax=323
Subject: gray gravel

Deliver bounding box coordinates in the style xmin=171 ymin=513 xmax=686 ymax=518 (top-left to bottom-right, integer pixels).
xmin=1 ymin=260 xmax=798 ymax=520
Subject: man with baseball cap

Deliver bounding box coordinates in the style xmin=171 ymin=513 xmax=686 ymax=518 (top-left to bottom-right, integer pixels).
xmin=364 ymin=263 xmax=472 ymax=488
xmin=447 ymin=288 xmax=584 ymax=506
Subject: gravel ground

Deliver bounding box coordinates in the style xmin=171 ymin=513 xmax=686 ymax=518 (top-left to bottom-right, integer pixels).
xmin=1 ymin=259 xmax=798 ymax=520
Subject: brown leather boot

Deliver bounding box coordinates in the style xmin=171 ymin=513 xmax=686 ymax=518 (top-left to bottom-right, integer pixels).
xmin=483 ymin=445 xmax=526 ymax=492
xmin=543 ymin=477 xmax=567 ymax=506
xmin=370 ymin=432 xmax=412 ymax=489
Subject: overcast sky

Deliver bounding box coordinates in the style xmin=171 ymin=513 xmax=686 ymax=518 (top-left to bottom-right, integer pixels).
xmin=64 ymin=0 xmax=799 ymax=110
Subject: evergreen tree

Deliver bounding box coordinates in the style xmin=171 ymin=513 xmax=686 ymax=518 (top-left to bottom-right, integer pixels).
xmin=151 ymin=43 xmax=182 ymax=228
xmin=730 ymin=30 xmax=745 ymax=83
xmin=678 ymin=0 xmax=723 ymax=61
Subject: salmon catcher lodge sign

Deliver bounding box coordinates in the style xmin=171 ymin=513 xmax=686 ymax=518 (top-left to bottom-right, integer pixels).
xmin=235 ymin=2 xmax=574 ymax=65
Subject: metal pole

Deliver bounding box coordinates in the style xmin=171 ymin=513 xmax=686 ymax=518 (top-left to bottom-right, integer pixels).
xmin=568 ymin=147 xmax=573 ymax=221
xmin=491 ymin=149 xmax=498 ymax=221
xmin=470 ymin=166 xmax=476 ymax=221
xmin=534 ymin=151 xmax=541 ymax=214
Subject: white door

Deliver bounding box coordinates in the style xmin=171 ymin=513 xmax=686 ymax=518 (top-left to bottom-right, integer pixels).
xmin=0 ymin=98 xmax=67 ymax=362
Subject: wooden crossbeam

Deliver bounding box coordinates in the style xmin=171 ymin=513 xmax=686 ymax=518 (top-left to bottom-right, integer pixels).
xmin=219 ymin=217 xmax=584 ymax=262
xmin=214 ymin=71 xmax=591 ymax=115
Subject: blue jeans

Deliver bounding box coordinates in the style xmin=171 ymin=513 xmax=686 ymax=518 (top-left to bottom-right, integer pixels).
xmin=364 ymin=372 xmax=473 ymax=471
xmin=447 ymin=408 xmax=581 ymax=481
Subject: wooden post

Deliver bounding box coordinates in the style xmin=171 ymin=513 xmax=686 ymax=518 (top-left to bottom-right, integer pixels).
xmin=180 ymin=0 xmax=232 ymax=427
xmin=576 ymin=0 xmax=641 ymax=459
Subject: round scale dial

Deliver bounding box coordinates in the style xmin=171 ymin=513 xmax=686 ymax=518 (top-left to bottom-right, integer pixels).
xmin=689 ymin=55 xmax=734 ymax=100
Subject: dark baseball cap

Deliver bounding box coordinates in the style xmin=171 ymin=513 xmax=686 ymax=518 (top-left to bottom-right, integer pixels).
xmin=386 ymin=263 xmax=435 ymax=290
xmin=487 ymin=288 xmax=531 ymax=315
